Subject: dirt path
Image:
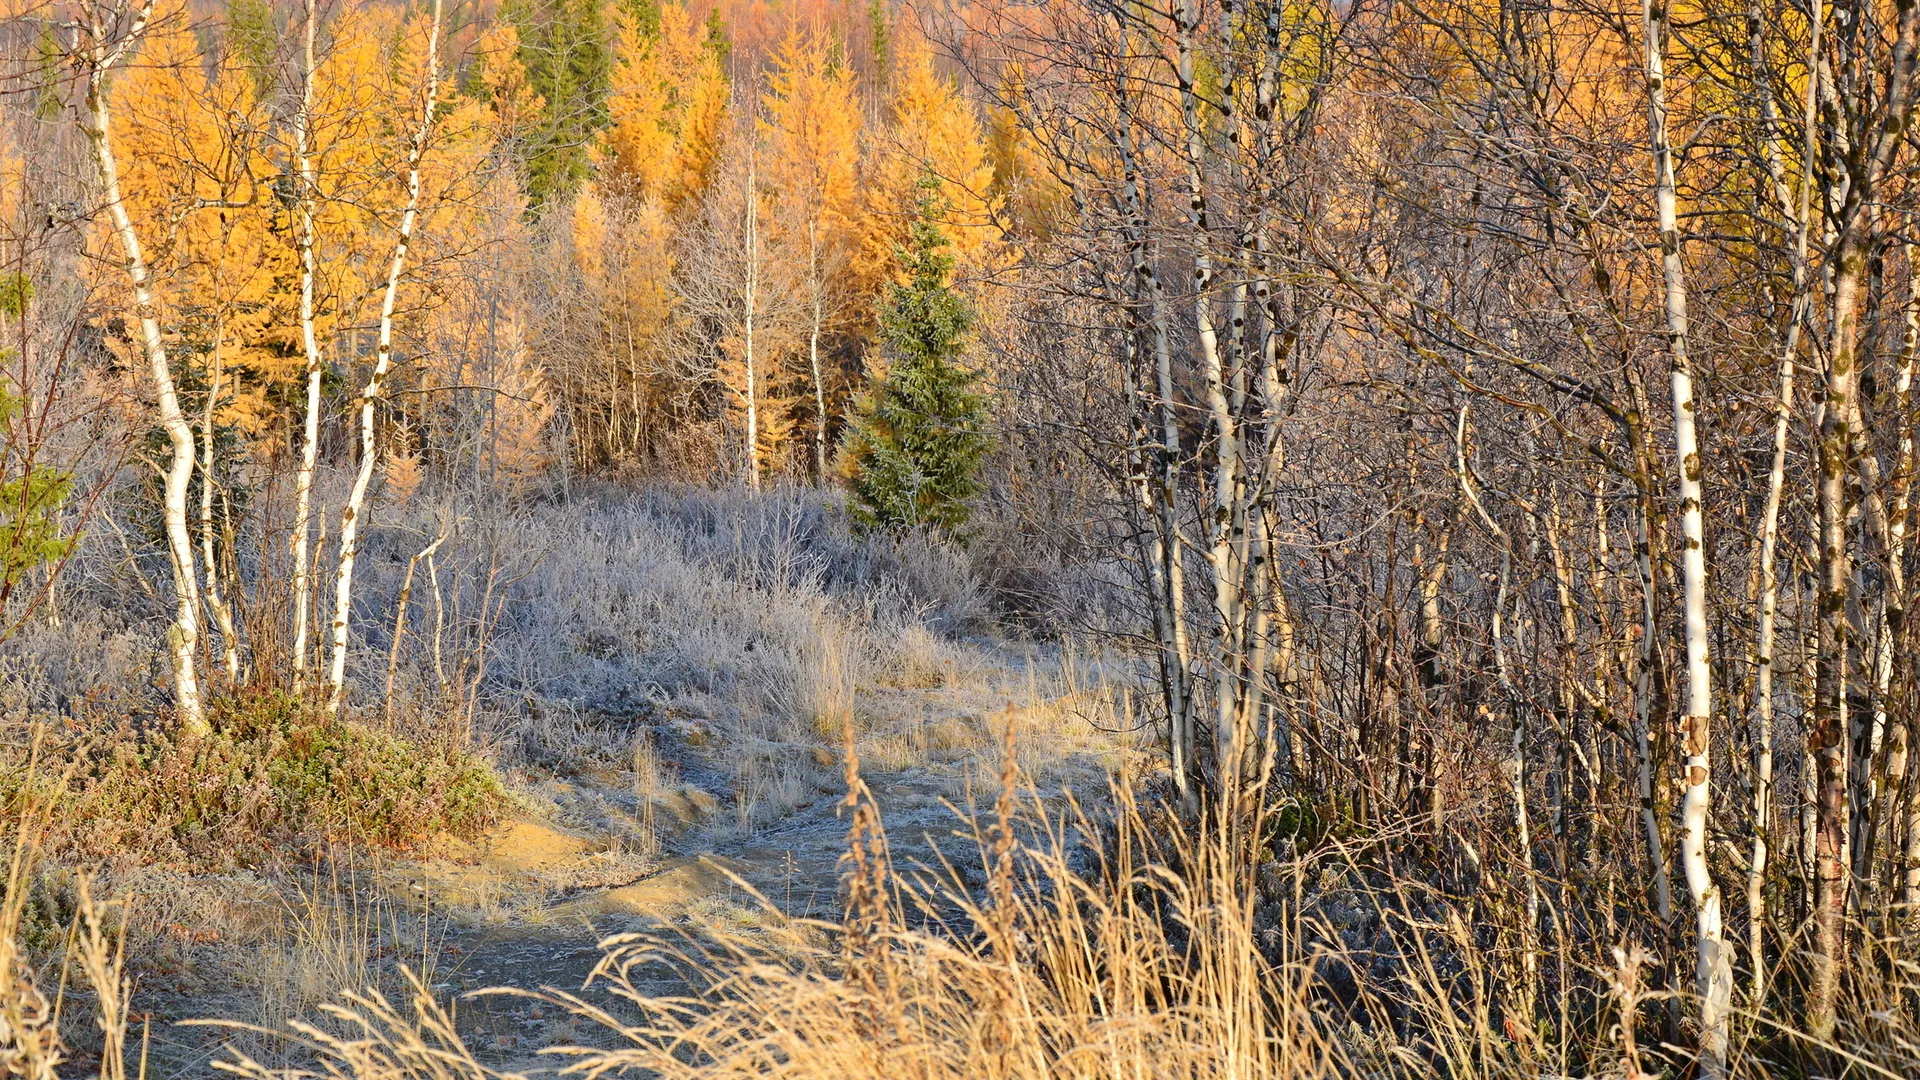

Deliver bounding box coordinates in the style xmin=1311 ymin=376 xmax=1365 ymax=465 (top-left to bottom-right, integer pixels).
xmin=394 ymin=652 xmax=1125 ymax=1071
xmin=127 ymin=645 xmax=1128 ymax=1078
xmin=403 ymin=769 xmax=978 ymax=1070
xmin=404 ymin=743 xmax=1075 ymax=1063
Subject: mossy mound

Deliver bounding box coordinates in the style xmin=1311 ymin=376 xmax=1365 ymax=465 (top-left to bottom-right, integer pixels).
xmin=10 ymin=691 xmax=503 ymax=869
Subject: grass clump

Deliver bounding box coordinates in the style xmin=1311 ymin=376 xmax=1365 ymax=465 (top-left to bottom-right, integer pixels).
xmin=13 ymin=692 xmax=503 ymax=867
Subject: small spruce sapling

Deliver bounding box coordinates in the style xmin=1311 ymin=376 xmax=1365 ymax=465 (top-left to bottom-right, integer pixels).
xmin=0 ymin=275 xmax=75 ymax=605
xmin=841 ymin=184 xmax=990 ymax=533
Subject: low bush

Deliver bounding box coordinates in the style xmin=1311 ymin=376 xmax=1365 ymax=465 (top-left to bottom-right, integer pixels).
xmin=7 ymin=692 xmax=503 ymax=868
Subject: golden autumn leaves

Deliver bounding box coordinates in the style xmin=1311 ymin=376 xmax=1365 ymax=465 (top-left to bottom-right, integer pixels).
xmin=570 ymin=14 xmax=1002 ymax=483
xmin=97 ymin=0 xmax=538 ymax=471
xmin=88 ymin=0 xmax=1010 ymax=487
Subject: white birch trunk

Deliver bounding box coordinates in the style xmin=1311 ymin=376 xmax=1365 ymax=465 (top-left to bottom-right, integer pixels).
xmin=327 ymin=0 xmax=444 ymax=713
xmin=1642 ymin=1 xmax=1731 ymax=1067
xmin=1175 ymin=0 xmax=1247 ymax=788
xmin=743 ymin=151 xmax=761 ymax=490
xmin=1151 ymin=298 xmax=1196 ymax=802
xmin=200 ymin=336 xmax=241 ymax=681
xmin=808 ymin=219 xmax=829 ymax=480
xmin=1745 ymin=288 xmax=1797 ymax=1008
xmin=1810 ymin=224 xmax=1864 ymax=1047
xmin=1544 ymin=495 xmax=1601 ymax=854
xmin=1110 ymin=37 xmax=1197 ymax=806
xmin=1745 ymin=0 xmax=1820 ymax=1002
xmin=1842 ymin=245 xmax=1917 ymax=896
xmin=76 ymin=0 xmax=207 ymax=735
xmin=1898 ymin=265 xmax=1920 ymax=906
xmin=1807 ymin=0 xmax=1920 ymax=1031
xmin=1874 ymin=256 xmax=1917 ymax=903
xmin=384 ymin=528 xmax=448 ymax=726
xmin=291 ymin=0 xmax=323 ymax=691
xmin=1455 ymin=405 xmax=1537 ymax=1026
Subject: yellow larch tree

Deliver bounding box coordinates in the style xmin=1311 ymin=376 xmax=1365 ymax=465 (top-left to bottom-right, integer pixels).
xmin=983 ymin=65 xmax=1071 ymax=242
xmin=602 ymin=10 xmax=677 ymax=201
xmin=763 ymin=25 xmax=862 ymax=476
xmin=472 ymin=22 xmax=547 ymax=150
xmin=718 ymin=144 xmax=800 ymax=489
xmin=0 ymin=110 xmax=23 ymax=253
xmin=108 ymin=1 xmax=293 ymax=439
xmin=603 ymin=0 xmax=730 ymax=210
xmin=413 ymin=82 xmax=549 ymax=485
xmin=304 ymin=0 xmax=406 ymax=355
xmin=572 ymin=0 xmax=729 ymax=469
xmin=566 ymin=185 xmax=681 ymax=464
xmin=679 ymin=129 xmax=803 ymax=487
xmin=419 ymin=187 xmax=554 ymax=488
xmin=862 ymin=24 xmax=1000 ymax=283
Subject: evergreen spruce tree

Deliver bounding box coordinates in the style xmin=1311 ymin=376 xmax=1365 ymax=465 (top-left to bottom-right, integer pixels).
xmin=842 ymin=186 xmax=990 ymax=532
xmin=505 ymin=0 xmax=612 ymax=204
xmin=0 ymin=277 xmax=74 ymax=598
xmin=225 ymin=0 xmax=278 ymax=96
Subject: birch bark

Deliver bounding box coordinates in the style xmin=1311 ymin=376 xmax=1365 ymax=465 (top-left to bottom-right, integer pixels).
xmin=1111 ymin=31 xmax=1196 ymax=806
xmin=200 ymin=337 xmax=240 ymax=681
xmin=1455 ymin=405 xmax=1538 ymax=1029
xmin=1871 ymin=256 xmax=1917 ymax=903
xmin=75 ymin=0 xmax=207 ymax=735
xmin=1807 ymin=0 xmax=1920 ymax=1032
xmin=291 ymin=0 xmax=323 ymax=691
xmin=1641 ymin=0 xmax=1732 ymax=1066
xmin=742 ymin=150 xmax=761 ymax=490
xmin=327 ymin=0 xmax=445 ymax=712
xmin=1745 ymin=0 xmax=1820 ymax=1004
xmin=1174 ymin=0 xmax=1247 ymax=788
xmin=807 ymin=218 xmax=828 ymax=479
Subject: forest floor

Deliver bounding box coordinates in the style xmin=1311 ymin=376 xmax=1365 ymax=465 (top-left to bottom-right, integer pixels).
xmin=116 ymin=638 xmax=1133 ymax=1079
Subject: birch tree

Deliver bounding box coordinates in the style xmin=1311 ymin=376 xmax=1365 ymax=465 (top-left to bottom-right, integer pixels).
xmin=70 ymin=0 xmax=207 ymax=735
xmin=763 ymin=28 xmax=860 ymax=480
xmin=1806 ymin=0 xmax=1920 ymax=1034
xmin=679 ymin=121 xmax=802 ymax=487
xmin=326 ymin=0 xmax=445 ymax=713
xmin=740 ymin=146 xmax=763 ymax=488
xmin=1742 ymin=0 xmax=1820 ymax=1003
xmin=1641 ymin=0 xmax=1731 ymax=1064
xmin=290 ymin=0 xmax=323 ymax=691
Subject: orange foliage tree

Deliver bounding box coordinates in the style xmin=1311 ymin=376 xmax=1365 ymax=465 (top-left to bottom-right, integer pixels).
xmin=763 ymin=25 xmax=862 ymax=475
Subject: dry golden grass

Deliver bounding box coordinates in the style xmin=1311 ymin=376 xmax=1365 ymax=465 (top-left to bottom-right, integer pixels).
xmin=237 ymin=860 xmax=440 ymax=1048
xmin=508 ymin=811 xmax=1349 ymax=1079
xmin=471 ymin=724 xmax=1357 ymax=1080
xmin=205 ymin=970 xmax=521 ymax=1080
xmin=2 ymin=745 xmax=138 ymax=1080
xmin=11 ymin=724 xmax=1920 ymax=1080
xmin=1 ymin=792 xmax=64 ymax=1080
xmin=631 ymin=733 xmax=664 ymax=860
xmin=223 ymin=755 xmax=1920 ymax=1080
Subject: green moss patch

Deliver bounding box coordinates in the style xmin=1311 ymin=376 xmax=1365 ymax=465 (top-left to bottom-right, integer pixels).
xmin=9 ymin=692 xmax=503 ymax=869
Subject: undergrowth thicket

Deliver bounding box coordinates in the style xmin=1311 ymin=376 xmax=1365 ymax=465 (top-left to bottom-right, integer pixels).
xmin=2 ymin=693 xmax=500 ymax=868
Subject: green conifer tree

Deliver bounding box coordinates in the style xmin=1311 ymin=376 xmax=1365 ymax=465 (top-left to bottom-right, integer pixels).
xmin=620 ymin=0 xmax=662 ymax=40
xmin=506 ymin=0 xmax=612 ymax=204
xmin=226 ymin=0 xmax=278 ymax=96
xmin=867 ymin=0 xmax=890 ymax=79
xmin=703 ymin=8 xmax=731 ymax=63
xmin=841 ymin=186 xmax=990 ymax=533
xmin=0 ymin=277 xmax=74 ymax=604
